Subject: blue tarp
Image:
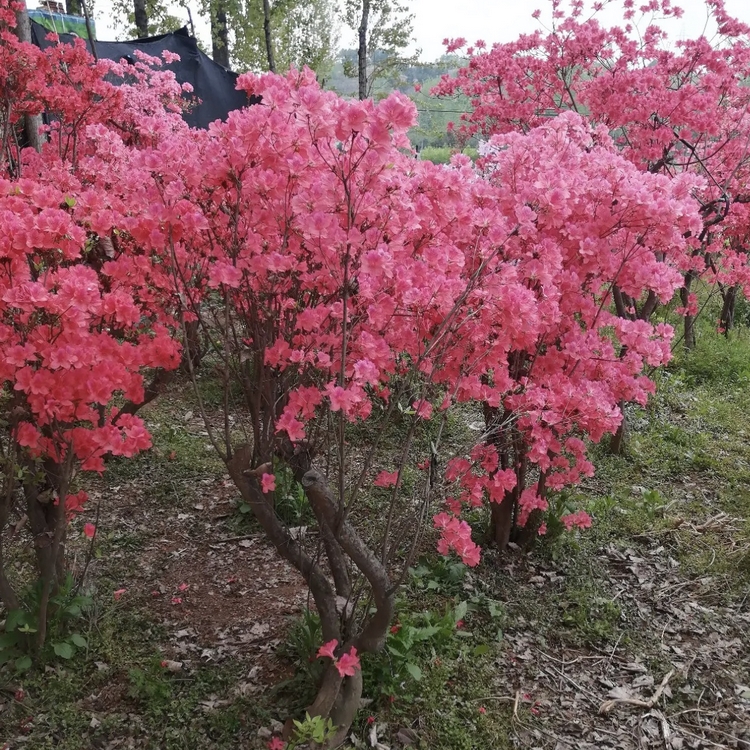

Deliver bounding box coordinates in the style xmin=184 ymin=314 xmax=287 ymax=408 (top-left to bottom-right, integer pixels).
xmin=30 ymin=21 xmax=253 ymax=129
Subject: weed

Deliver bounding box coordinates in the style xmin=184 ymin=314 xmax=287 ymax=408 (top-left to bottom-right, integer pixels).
xmin=0 ymin=574 xmax=92 ymax=671
xmin=128 ymin=659 xmax=174 ymax=710
xmin=274 ymin=609 xmax=326 ymax=708
xmin=409 ymin=556 xmax=468 ymax=596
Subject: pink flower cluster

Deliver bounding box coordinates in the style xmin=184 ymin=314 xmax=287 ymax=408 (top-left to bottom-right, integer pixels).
xmin=317 ymin=640 xmax=362 ymax=678
xmin=433 ymin=513 xmax=481 ymax=567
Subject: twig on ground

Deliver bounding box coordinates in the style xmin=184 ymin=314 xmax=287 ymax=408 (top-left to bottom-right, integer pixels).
xmin=599 ymin=669 xmax=675 ymax=715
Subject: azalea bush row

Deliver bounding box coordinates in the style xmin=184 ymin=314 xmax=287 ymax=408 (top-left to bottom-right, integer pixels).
xmin=435 ymin=0 xmax=750 ymax=348
xmin=0 ymin=0 xmax=747 ymax=743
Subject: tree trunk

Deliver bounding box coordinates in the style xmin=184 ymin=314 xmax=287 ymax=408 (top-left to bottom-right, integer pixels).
xmin=357 ymin=0 xmax=370 ymax=100
xmin=226 ymin=450 xmax=389 ymax=746
xmin=720 ymin=285 xmax=738 ymax=336
xmin=680 ymin=273 xmax=696 ymax=350
xmin=133 ymin=0 xmax=148 ymax=37
xmin=262 ymin=0 xmax=275 ymax=72
xmin=609 ymin=403 xmax=627 ymax=455
xmin=489 ymin=490 xmax=515 ymax=551
xmin=180 ymin=319 xmax=203 ymax=372
xmin=211 ymin=1 xmax=230 ymax=69
xmin=14 ymin=2 xmax=43 ymax=154
xmin=66 ymin=0 xmax=82 ymax=15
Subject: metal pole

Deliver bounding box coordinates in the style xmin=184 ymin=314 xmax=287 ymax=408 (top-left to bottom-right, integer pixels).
xmin=187 ymin=5 xmax=196 ymax=38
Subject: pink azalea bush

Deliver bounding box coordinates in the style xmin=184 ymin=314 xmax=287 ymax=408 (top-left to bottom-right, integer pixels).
xmin=0 ymin=1 xmax=183 ymax=646
xmin=434 ymin=0 xmax=750 ymax=345
xmin=0 ymin=1 xmax=730 ymax=739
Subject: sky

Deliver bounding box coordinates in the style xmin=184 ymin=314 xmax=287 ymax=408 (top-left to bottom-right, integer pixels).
xmin=30 ymin=0 xmax=750 ymax=63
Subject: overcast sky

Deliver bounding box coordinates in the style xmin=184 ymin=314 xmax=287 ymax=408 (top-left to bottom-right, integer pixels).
xmin=32 ymin=0 xmax=750 ymax=62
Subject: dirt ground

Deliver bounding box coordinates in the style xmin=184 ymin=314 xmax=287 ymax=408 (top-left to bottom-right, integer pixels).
xmin=1 ymin=372 xmax=749 ymax=750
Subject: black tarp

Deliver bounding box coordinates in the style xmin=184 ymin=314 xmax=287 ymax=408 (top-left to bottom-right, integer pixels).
xmin=30 ymin=21 xmax=252 ymax=129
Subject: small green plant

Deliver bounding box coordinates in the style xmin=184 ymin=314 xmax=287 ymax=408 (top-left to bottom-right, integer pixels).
xmin=542 ymin=489 xmax=589 ymax=544
xmin=366 ymin=600 xmax=468 ymax=700
xmin=239 ymin=461 xmax=311 ymax=526
xmin=127 ymin=660 xmax=174 ymax=710
xmin=273 ymin=462 xmax=312 ymax=526
xmin=559 ymin=586 xmax=623 ymax=645
xmin=0 ymin=574 xmax=92 ymax=671
xmin=288 ymin=713 xmax=337 ymax=748
xmin=275 ymin=609 xmax=326 ymax=705
xmin=409 ymin=556 xmax=467 ymax=595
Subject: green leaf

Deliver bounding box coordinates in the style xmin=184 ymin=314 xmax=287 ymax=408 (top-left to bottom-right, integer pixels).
xmin=453 ymin=600 xmax=468 ymax=623
xmin=18 ymin=624 xmax=37 ymax=634
xmin=239 ymin=502 xmax=252 ymax=515
xmin=404 ymin=663 xmax=422 ymax=681
xmin=15 ymin=655 xmax=32 ymax=672
xmin=412 ymin=625 xmax=439 ymax=641
xmin=70 ymin=633 xmax=87 ymax=648
xmin=0 ymin=632 xmax=20 ymax=650
xmin=488 ymin=601 xmax=504 ymax=619
xmin=473 ymin=643 xmax=489 ymax=656
xmin=53 ymin=642 xmax=74 ymax=659
xmin=0 ymin=651 xmax=19 ymax=666
xmin=64 ymin=195 xmax=76 ymax=208
xmin=5 ymin=609 xmax=26 ymax=632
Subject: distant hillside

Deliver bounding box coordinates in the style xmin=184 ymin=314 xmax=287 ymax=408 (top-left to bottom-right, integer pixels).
xmin=324 ymin=50 xmax=473 ymax=149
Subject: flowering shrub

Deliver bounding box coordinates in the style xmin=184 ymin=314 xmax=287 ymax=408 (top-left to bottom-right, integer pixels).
xmin=439 ymin=112 xmax=701 ymax=546
xmin=434 ymin=0 xmax=750 ymax=347
xmin=92 ymin=61 xmax=705 ymax=739
xmin=0 ymin=1 xmax=183 ymax=651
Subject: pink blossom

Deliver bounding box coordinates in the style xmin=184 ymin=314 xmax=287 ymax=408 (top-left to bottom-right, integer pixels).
xmin=261 ymin=473 xmax=276 ymax=493
xmin=412 ymin=399 xmax=433 ymax=420
xmin=335 ymin=647 xmax=361 ymax=677
xmin=317 ymin=639 xmax=338 ymax=660
xmin=560 ymin=511 xmax=592 ymax=531
xmin=374 ymin=470 xmax=399 ymax=488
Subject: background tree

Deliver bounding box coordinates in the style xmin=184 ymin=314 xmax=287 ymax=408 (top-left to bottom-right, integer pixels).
xmin=133 ymin=0 xmax=147 ymax=36
xmin=262 ymin=0 xmax=274 ymax=71
xmin=110 ymin=0 xmax=184 ymax=38
xmin=343 ymin=0 xmax=418 ymax=99
xmin=209 ymin=0 xmax=229 ymax=67
xmin=229 ymin=0 xmax=339 ymax=76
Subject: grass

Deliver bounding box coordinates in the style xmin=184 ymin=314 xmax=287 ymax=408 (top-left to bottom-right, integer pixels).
xmin=3 ymin=313 xmax=750 ymax=748
xmin=2 ymin=604 xmax=271 ymax=750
